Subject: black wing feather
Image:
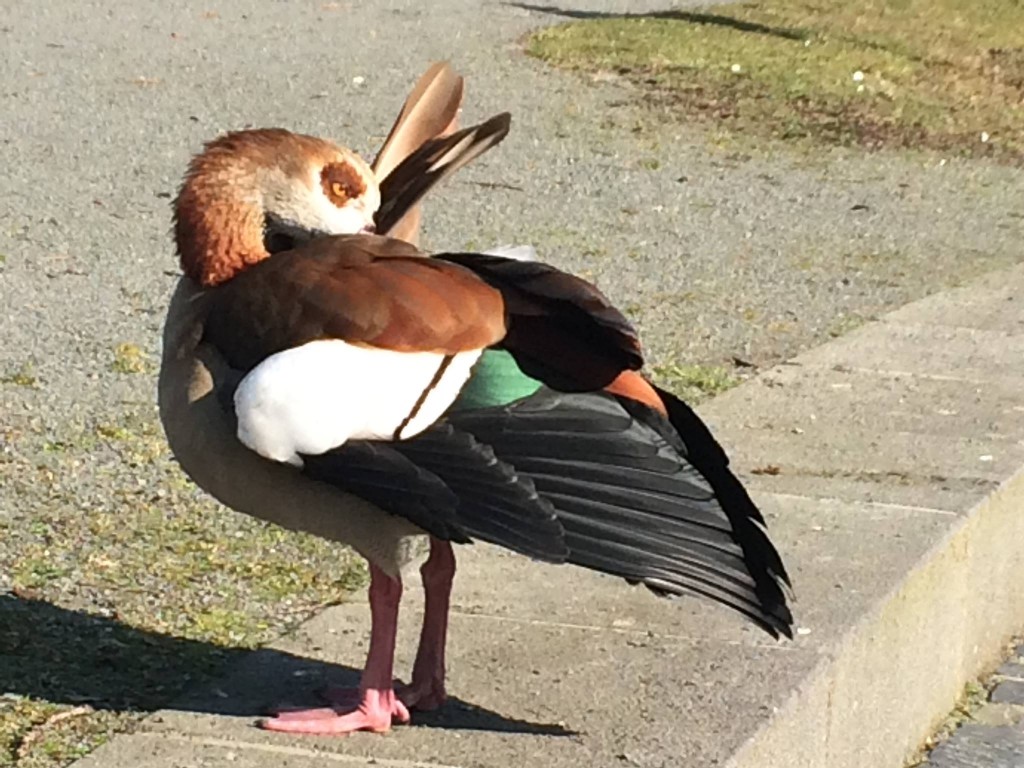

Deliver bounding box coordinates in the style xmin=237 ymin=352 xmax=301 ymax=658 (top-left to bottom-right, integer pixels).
xmin=301 ymin=442 xmax=470 ymax=543
xmin=301 ymin=424 xmax=568 ymax=563
xmin=449 ymin=388 xmax=793 ymax=638
xmin=628 ymin=387 xmax=792 ymax=593
xmin=435 ymin=252 xmax=644 ymax=391
xmin=390 ymin=423 xmax=568 ymax=563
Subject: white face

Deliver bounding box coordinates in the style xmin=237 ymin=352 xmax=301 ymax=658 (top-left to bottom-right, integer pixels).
xmin=317 ymin=196 xmax=377 ymax=235
xmin=308 ymin=161 xmax=381 ymax=235
xmin=257 ymin=161 xmax=381 ymax=239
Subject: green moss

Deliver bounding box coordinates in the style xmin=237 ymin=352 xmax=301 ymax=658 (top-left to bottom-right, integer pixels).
xmin=1 ymin=363 xmax=39 ymax=388
xmin=650 ymin=362 xmax=739 ymax=402
xmin=94 ymin=425 xmax=132 ymax=442
xmin=11 ymin=559 xmax=72 ymax=590
xmin=188 ymin=608 xmax=269 ymax=647
xmin=109 ymin=344 xmax=152 ymax=375
xmin=910 ymin=676 xmax=997 ymax=764
xmin=528 ymin=0 xmax=1024 ymax=162
xmin=827 ymin=313 xmax=868 ymax=338
xmin=1 ymin=698 xmax=120 ymax=768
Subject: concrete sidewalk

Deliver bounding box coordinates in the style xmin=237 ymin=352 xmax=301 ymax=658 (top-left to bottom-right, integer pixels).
xmin=72 ymin=264 xmax=1024 ymax=768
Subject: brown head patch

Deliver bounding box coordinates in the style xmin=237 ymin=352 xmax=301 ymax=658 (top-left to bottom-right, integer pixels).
xmin=321 ymin=161 xmax=367 ymax=207
xmin=174 ymin=129 xmax=374 ymax=287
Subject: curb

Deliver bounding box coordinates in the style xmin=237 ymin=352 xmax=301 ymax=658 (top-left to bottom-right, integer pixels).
xmin=729 ymin=467 xmax=1024 ymax=768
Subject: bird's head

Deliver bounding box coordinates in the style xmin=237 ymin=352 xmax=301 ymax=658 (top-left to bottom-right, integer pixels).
xmin=173 ymin=129 xmax=380 ymax=287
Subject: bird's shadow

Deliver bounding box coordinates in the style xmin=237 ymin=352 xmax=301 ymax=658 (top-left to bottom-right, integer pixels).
xmin=508 ymin=1 xmax=917 ymax=61
xmin=0 ymin=594 xmax=574 ymax=736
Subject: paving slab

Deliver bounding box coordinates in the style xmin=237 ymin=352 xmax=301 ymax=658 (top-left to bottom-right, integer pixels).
xmin=917 ymin=639 xmax=1024 ymax=768
xmin=72 ymin=262 xmax=1024 ymax=767
xmin=991 ymin=681 xmax=1024 ymax=707
xmin=792 ymin=322 xmax=1024 ymax=385
xmin=927 ymin=723 xmax=1024 ymax=768
xmin=996 ymin=645 xmax=1024 ymax=680
xmin=884 ymin=266 xmax=1024 ymax=335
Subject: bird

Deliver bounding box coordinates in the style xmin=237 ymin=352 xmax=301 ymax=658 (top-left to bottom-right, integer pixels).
xmin=158 ymin=64 xmax=792 ymax=737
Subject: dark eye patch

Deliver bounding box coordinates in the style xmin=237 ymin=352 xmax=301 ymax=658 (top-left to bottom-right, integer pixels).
xmin=264 ymin=229 xmax=296 ymax=255
xmin=262 ymin=213 xmax=328 ymax=255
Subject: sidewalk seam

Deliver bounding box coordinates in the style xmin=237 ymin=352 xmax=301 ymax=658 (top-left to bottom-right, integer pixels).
xmin=142 ymin=732 xmax=464 ymax=768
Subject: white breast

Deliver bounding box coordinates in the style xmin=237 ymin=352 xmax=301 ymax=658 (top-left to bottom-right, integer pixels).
xmin=233 ymin=340 xmax=481 ymax=466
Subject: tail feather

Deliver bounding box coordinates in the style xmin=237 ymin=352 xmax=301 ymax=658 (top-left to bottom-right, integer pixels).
xmin=374 ymin=114 xmax=512 ymax=237
xmin=372 ymin=61 xmax=464 ymax=245
xmin=372 ymin=61 xmax=464 ymax=182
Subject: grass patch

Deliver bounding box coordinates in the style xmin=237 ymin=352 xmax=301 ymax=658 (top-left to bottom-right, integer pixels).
xmin=907 ymin=636 xmax=1023 ymax=765
xmin=650 ymin=362 xmax=739 ymax=402
xmin=826 ymin=312 xmax=868 ymax=338
xmin=109 ymin=344 xmax=152 ymax=375
xmin=1 ymin=409 xmax=368 ymax=767
xmin=0 ymin=699 xmax=111 ymax=768
xmin=527 ymin=0 xmax=1024 ymax=162
xmin=1 ymin=363 xmax=39 ymax=389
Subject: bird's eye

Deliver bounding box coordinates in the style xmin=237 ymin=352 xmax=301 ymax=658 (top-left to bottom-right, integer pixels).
xmin=321 ymin=161 xmax=367 ymax=208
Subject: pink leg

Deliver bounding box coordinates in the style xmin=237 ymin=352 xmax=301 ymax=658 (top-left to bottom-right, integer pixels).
xmin=261 ymin=563 xmax=410 ymax=735
xmin=320 ymin=539 xmax=456 ymax=713
xmin=401 ymin=537 xmax=455 ymax=711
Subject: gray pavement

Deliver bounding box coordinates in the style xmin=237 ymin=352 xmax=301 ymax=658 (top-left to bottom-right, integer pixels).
xmin=1 ymin=0 xmax=1023 ymax=767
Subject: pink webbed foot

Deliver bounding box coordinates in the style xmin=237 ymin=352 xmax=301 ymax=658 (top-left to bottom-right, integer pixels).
xmin=261 ymin=689 xmax=410 ymax=735
xmin=260 ymin=543 xmax=455 ymax=736
xmin=262 ymin=563 xmax=408 ymax=736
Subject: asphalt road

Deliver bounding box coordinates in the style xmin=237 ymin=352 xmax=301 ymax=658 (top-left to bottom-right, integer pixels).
xmin=2 ymin=0 xmax=1022 ymax=386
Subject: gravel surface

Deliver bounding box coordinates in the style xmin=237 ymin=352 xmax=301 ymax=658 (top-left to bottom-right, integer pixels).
xmin=0 ymin=0 xmax=1022 ymax=765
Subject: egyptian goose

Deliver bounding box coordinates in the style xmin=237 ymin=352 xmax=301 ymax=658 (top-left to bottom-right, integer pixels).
xmin=158 ymin=66 xmax=792 ymax=737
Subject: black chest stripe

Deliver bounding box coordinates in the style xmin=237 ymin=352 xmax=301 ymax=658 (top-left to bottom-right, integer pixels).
xmin=393 ymin=354 xmax=455 ymax=441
